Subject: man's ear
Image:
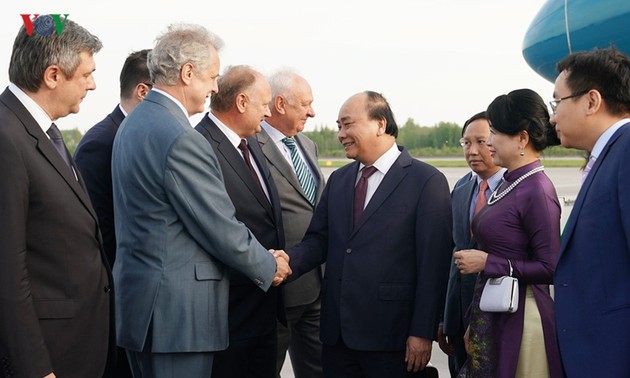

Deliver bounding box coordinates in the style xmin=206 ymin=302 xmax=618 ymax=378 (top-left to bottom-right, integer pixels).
xmin=275 ymin=95 xmax=287 ymax=115
xmin=585 ymin=89 xmax=603 ymax=115
xmin=136 ymin=82 xmax=151 ymax=101
xmin=180 ymin=62 xmax=194 ymax=85
xmin=42 ymin=65 xmax=61 ymax=89
xmin=236 ymin=93 xmax=248 ymax=113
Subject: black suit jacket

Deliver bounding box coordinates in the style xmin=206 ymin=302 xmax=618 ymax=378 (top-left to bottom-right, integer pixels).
xmin=195 ymin=114 xmax=285 ymax=340
xmin=442 ymin=173 xmax=478 ymax=336
xmin=74 ymin=105 xmax=125 ymax=266
xmin=0 ymin=87 xmax=113 ymax=377
xmin=288 ymin=147 xmax=453 ymax=351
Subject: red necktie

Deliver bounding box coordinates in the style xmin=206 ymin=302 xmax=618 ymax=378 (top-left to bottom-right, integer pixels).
xmin=473 ymin=180 xmax=488 ymax=218
xmin=353 ymin=166 xmax=378 ymax=227
xmin=237 ymin=139 xmax=265 ymax=194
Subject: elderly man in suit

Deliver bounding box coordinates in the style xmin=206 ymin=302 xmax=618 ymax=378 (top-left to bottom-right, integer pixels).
xmin=74 ymin=48 xmax=150 ymax=378
xmin=437 ymin=111 xmax=503 ymax=377
xmin=255 ymin=70 xmax=325 ymax=378
xmin=0 ymin=16 xmax=113 ymax=378
xmin=287 ymin=91 xmax=452 ymax=377
xmin=551 ymin=47 xmax=630 ymax=377
xmin=194 ymin=65 xmax=285 ymax=378
xmin=111 ymin=25 xmax=290 ymax=377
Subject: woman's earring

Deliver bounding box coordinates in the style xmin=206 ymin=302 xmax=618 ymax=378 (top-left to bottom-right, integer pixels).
xmin=520 ymin=147 xmax=525 ymax=156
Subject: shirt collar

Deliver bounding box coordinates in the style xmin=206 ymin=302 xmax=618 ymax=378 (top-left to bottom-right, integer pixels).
xmin=261 ymin=120 xmax=287 ymax=143
xmin=358 ymin=142 xmax=401 ymax=175
xmin=207 ymin=111 xmax=242 ymax=148
xmin=478 ymin=168 xmax=506 ymax=191
xmin=591 ymin=118 xmax=630 ymax=159
xmin=152 ymin=88 xmax=191 ymax=126
xmin=9 ymin=83 xmax=53 ymax=136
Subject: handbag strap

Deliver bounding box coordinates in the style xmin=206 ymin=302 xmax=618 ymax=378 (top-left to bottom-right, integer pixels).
xmin=508 ymin=259 xmax=513 ymax=277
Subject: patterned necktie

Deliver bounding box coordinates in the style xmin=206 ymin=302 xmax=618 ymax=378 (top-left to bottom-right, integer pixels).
xmin=46 ymin=123 xmax=73 ymax=170
xmin=473 ymin=180 xmax=489 ymax=218
xmin=353 ymin=166 xmax=378 ymax=227
xmin=237 ymin=139 xmax=265 ymax=194
xmin=282 ymin=137 xmax=317 ymax=205
xmin=582 ymin=155 xmax=596 ymax=184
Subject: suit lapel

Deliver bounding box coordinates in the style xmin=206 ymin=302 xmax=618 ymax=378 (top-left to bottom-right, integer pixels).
xmin=202 ymin=117 xmax=273 ymax=213
xmin=352 ymin=149 xmax=410 ymax=235
xmin=560 ymin=124 xmax=629 ymax=256
xmin=1 ymin=89 xmax=99 ymax=224
xmin=257 ymin=129 xmax=312 ymax=204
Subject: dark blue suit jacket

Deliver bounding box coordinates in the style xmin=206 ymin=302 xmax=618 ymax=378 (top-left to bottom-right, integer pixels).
xmin=442 ymin=173 xmax=478 ymax=337
xmin=554 ymin=123 xmax=630 ymax=377
xmin=75 ymin=106 xmax=125 ymax=266
xmin=288 ymin=147 xmax=453 ymax=351
xmin=195 ymin=115 xmax=285 ymax=341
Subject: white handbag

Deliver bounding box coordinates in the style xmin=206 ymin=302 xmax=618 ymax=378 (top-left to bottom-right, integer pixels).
xmin=479 ymin=259 xmax=519 ymax=313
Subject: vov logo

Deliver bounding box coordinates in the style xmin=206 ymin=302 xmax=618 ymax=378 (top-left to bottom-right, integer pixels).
xmin=20 ymin=14 xmax=70 ymax=36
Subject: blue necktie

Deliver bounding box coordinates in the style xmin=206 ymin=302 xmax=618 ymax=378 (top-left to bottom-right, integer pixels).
xmin=282 ymin=137 xmax=317 ymax=205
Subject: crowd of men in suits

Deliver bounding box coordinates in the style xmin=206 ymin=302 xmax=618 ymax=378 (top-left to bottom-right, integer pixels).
xmin=1 ymin=16 xmax=629 ymax=378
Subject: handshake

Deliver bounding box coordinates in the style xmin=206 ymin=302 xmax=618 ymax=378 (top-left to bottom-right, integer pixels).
xmin=269 ymin=249 xmax=292 ymax=286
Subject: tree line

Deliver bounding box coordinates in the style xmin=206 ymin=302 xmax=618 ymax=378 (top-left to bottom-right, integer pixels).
xmin=63 ymin=118 xmax=580 ymax=157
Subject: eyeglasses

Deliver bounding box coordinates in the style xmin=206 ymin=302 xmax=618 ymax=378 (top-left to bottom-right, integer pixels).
xmin=459 ymin=138 xmax=487 ymax=149
xmin=549 ymin=90 xmax=588 ymax=114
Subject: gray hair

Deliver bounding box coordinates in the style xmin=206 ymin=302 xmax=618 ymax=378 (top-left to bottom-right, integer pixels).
xmin=9 ymin=15 xmax=102 ymax=92
xmin=148 ymin=23 xmax=224 ymax=86
xmin=268 ymin=69 xmax=299 ymax=101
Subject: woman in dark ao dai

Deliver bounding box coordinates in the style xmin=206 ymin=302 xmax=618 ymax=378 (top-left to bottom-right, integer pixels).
xmin=453 ymin=89 xmax=564 ymax=377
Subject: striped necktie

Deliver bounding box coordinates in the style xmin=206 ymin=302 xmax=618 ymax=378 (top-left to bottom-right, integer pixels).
xmin=282 ymin=137 xmax=316 ymax=205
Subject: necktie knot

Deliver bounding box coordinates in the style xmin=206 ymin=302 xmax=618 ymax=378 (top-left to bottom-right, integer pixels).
xmin=361 ymin=166 xmax=378 ymax=179
xmin=238 ymin=139 xmax=248 ymax=152
xmin=282 ymin=137 xmax=297 ymax=150
xmin=582 ymin=155 xmax=596 ymax=183
xmin=47 ymin=123 xmax=63 ymax=140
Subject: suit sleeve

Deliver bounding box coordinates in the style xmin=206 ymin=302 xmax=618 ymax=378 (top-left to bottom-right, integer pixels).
xmin=410 ymin=170 xmax=453 ymax=339
xmin=163 ymin=131 xmax=277 ymax=290
xmin=0 ymin=132 xmax=53 ymax=376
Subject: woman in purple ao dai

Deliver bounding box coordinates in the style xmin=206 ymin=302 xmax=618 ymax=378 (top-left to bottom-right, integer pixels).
xmin=454 ymin=89 xmax=564 ymax=378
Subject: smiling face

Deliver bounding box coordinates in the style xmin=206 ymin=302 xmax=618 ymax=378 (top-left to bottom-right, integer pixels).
xmin=185 ymin=45 xmax=220 ymax=116
xmin=336 ymin=93 xmax=385 ymax=165
xmin=462 ymin=118 xmax=499 ymax=179
xmin=486 ymin=126 xmax=523 ymax=171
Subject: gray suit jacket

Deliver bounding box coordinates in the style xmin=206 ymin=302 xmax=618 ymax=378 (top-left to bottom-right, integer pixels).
xmin=442 ymin=173 xmax=477 ymax=336
xmin=111 ymin=91 xmax=276 ymax=353
xmin=255 ymin=128 xmax=325 ymax=306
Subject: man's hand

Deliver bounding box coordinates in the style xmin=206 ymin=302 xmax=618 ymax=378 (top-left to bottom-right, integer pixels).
xmin=405 ymin=336 xmax=432 ymax=372
xmin=437 ymin=324 xmax=454 ymax=356
xmin=270 ymin=249 xmax=291 ymax=286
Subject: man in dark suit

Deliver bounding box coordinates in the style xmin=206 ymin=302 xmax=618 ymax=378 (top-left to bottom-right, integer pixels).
xmin=0 ymin=16 xmax=113 ymax=378
xmin=287 ymin=91 xmax=452 ymax=377
xmin=195 ymin=65 xmax=284 ymax=378
xmin=112 ymin=26 xmax=290 ymax=377
xmin=551 ymin=47 xmax=630 ymax=377
xmin=256 ymin=70 xmax=325 ymax=378
xmin=74 ymin=48 xmax=150 ymax=378
xmin=75 ymin=49 xmax=151 ymax=267
xmin=437 ymin=112 xmax=503 ymax=377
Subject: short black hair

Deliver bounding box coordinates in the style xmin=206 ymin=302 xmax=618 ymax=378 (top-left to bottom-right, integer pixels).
xmin=364 ymin=91 xmax=398 ymax=138
xmin=120 ymin=49 xmax=151 ymax=99
xmin=461 ymin=111 xmax=487 ymax=137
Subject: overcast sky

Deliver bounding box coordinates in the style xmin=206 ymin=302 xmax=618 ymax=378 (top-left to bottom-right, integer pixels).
xmin=1 ymin=0 xmax=552 ymax=133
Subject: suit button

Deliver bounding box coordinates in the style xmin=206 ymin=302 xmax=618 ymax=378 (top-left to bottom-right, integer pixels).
xmin=346 ymin=248 xmax=352 ymax=254
xmin=103 ymin=286 xmax=110 ymax=293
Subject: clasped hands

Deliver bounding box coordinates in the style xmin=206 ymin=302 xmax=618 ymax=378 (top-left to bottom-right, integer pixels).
xmin=453 ymin=249 xmax=487 ymax=274
xmin=269 ymin=249 xmax=292 ymax=286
